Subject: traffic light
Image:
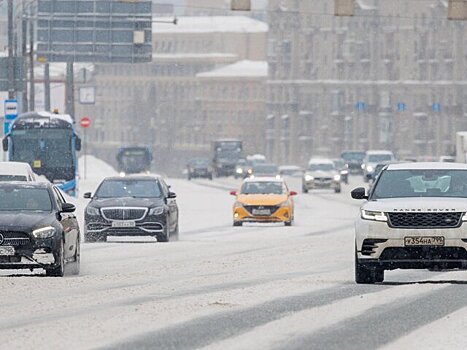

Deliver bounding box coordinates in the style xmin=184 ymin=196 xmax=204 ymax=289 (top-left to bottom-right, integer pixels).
xmin=335 ymin=0 xmax=355 ymax=16
xmin=231 ymin=0 xmax=251 ymax=11
xmin=448 ymin=0 xmax=467 ymax=20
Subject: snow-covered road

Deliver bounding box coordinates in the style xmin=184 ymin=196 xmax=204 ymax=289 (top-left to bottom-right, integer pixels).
xmin=1 ymin=157 xmax=467 ymax=350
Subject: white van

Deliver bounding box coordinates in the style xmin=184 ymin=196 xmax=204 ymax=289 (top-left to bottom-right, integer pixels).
xmin=0 ymin=162 xmax=36 ymax=182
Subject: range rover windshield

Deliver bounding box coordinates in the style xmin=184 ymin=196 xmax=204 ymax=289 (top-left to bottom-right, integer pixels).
xmin=372 ymin=170 xmax=467 ymax=199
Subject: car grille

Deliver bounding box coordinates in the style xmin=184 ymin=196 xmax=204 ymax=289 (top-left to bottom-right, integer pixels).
xmin=387 ymin=212 xmax=463 ymax=229
xmin=243 ymin=205 xmax=280 ymax=216
xmin=101 ymin=207 xmax=148 ymax=221
xmin=314 ymin=177 xmax=332 ymax=182
xmin=379 ymin=247 xmax=467 ymax=261
xmin=0 ymin=231 xmax=31 ymax=246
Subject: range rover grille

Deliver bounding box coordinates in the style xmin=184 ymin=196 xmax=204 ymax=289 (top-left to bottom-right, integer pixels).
xmin=387 ymin=212 xmax=463 ymax=229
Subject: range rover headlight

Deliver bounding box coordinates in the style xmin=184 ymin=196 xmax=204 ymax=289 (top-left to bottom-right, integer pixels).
xmin=305 ymin=174 xmax=314 ymax=181
xmin=86 ymin=206 xmax=100 ymax=216
xmin=361 ymin=210 xmax=388 ymax=222
xmin=149 ymin=207 xmax=164 ymax=216
xmin=32 ymin=226 xmax=56 ymax=239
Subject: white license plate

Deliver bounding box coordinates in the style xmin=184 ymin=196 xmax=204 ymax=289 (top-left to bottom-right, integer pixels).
xmin=112 ymin=221 xmax=136 ymax=228
xmin=252 ymin=209 xmax=271 ymax=216
xmin=404 ymin=236 xmax=445 ymax=246
xmin=0 ymin=246 xmax=15 ymax=256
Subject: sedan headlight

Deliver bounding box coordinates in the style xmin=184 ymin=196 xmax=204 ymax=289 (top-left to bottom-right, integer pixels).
xmin=86 ymin=206 xmax=100 ymax=216
xmin=340 ymin=170 xmax=349 ymax=175
xmin=305 ymin=174 xmax=314 ymax=181
xmin=366 ymin=165 xmax=374 ymax=172
xmin=361 ymin=210 xmax=388 ymax=222
xmin=236 ymin=168 xmax=243 ymax=174
xmin=149 ymin=207 xmax=164 ymax=216
xmin=32 ymin=226 xmax=56 ymax=239
xmin=334 ymin=174 xmax=341 ymax=181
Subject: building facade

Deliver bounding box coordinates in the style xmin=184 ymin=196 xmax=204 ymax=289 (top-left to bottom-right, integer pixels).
xmin=266 ymin=0 xmax=467 ymax=165
xmin=75 ymin=16 xmax=268 ymax=173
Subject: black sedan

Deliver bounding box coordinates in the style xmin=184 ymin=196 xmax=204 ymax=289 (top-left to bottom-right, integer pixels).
xmin=84 ymin=175 xmax=179 ymax=242
xmin=0 ymin=182 xmax=80 ymax=276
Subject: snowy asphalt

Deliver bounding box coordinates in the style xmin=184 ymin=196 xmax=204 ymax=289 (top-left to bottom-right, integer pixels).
xmin=1 ymin=158 xmax=467 ymax=350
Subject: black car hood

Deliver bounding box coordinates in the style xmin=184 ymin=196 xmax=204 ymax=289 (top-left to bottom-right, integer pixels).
xmin=90 ymin=197 xmax=164 ymax=209
xmin=0 ymin=212 xmax=56 ymax=232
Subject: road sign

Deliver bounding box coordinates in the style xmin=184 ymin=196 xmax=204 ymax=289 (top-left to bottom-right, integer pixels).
xmin=397 ymin=102 xmax=407 ymax=112
xmin=36 ymin=0 xmax=153 ymax=63
xmin=356 ymin=101 xmax=366 ymax=111
xmin=432 ymin=103 xmax=441 ymax=112
xmin=4 ymin=99 xmax=18 ymax=119
xmin=79 ymin=87 xmax=96 ymax=105
xmin=80 ymin=117 xmax=91 ymax=128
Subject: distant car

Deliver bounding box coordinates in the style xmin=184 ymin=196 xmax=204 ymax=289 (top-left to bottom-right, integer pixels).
xmin=439 ymin=156 xmax=455 ymax=163
xmin=251 ymin=163 xmax=280 ymax=178
xmin=302 ymin=159 xmax=341 ymax=193
xmin=84 ymin=175 xmax=179 ymax=242
xmin=187 ymin=158 xmax=213 ymax=180
xmin=279 ymin=165 xmax=303 ymax=177
xmin=0 ymin=161 xmax=36 ymax=181
xmin=230 ymin=177 xmax=297 ymax=226
xmin=332 ymin=159 xmax=349 ymax=184
xmin=341 ymin=150 xmax=366 ymax=174
xmin=367 ymin=162 xmax=392 ymax=192
xmin=362 ymin=150 xmax=395 ymax=182
xmin=235 ymin=159 xmax=251 ymax=179
xmin=0 ymin=182 xmax=80 ymax=276
xmin=352 ymin=162 xmax=467 ymax=284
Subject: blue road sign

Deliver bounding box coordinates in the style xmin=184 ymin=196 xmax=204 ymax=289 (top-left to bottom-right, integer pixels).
xmin=356 ymin=101 xmax=366 ymax=111
xmin=397 ymin=102 xmax=407 ymax=112
xmin=432 ymin=103 xmax=441 ymax=112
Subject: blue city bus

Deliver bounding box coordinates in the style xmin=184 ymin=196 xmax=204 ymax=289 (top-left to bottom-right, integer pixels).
xmin=2 ymin=111 xmax=82 ymax=196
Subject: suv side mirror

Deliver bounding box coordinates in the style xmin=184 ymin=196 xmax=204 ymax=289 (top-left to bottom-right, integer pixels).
xmin=83 ymin=192 xmax=92 ymax=199
xmin=2 ymin=137 xmax=8 ymax=152
xmin=168 ymin=192 xmax=177 ymax=199
xmin=61 ymin=203 xmax=76 ymax=213
xmin=351 ymin=187 xmax=368 ymax=200
xmin=75 ymin=137 xmax=82 ymax=151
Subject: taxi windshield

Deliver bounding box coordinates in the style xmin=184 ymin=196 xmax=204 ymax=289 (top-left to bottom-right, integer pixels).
xmin=240 ymin=181 xmax=284 ymax=195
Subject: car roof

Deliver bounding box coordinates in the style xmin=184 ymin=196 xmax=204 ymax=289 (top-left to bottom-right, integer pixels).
xmin=366 ymin=150 xmax=393 ymax=155
xmin=243 ymin=176 xmax=284 ymax=183
xmin=103 ymin=175 xmax=162 ymax=181
xmin=386 ymin=162 xmax=467 ymax=171
xmin=0 ymin=181 xmax=50 ymax=189
xmin=308 ymin=158 xmax=334 ymax=164
xmin=253 ymin=163 xmax=278 ymax=167
xmin=0 ymin=162 xmax=33 ymax=174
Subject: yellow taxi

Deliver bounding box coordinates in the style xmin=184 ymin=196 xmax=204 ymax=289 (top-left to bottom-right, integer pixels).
xmin=230 ymin=177 xmax=297 ymax=226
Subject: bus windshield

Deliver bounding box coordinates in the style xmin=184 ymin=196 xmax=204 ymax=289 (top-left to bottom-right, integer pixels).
xmin=11 ymin=129 xmax=73 ymax=168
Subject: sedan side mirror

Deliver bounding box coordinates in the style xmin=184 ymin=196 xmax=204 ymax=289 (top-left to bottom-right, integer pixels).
xmin=83 ymin=192 xmax=92 ymax=199
xmin=61 ymin=203 xmax=76 ymax=213
xmin=351 ymin=187 xmax=368 ymax=200
xmin=289 ymin=191 xmax=298 ymax=196
xmin=2 ymin=137 xmax=8 ymax=152
xmin=230 ymin=190 xmax=237 ymax=196
xmin=75 ymin=137 xmax=82 ymax=151
xmin=168 ymin=192 xmax=177 ymax=199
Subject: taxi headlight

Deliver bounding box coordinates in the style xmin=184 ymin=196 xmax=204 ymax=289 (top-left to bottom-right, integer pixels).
xmin=280 ymin=200 xmax=290 ymax=208
xmin=32 ymin=226 xmax=56 ymax=239
xmin=305 ymin=174 xmax=314 ymax=181
xmin=149 ymin=207 xmax=164 ymax=215
xmin=86 ymin=206 xmax=100 ymax=216
xmin=234 ymin=201 xmax=244 ymax=208
xmin=361 ymin=210 xmax=388 ymax=222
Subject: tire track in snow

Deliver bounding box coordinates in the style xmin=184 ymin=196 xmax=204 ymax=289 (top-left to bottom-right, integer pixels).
xmin=274 ymin=284 xmax=467 ymax=350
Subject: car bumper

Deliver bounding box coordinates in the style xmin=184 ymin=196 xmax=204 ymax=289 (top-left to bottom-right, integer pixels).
xmin=233 ymin=206 xmax=292 ymax=223
xmin=0 ymin=236 xmax=60 ymax=270
xmin=355 ymin=219 xmax=467 ymax=269
xmin=303 ymin=180 xmax=340 ymax=189
xmin=85 ymin=215 xmax=166 ymax=237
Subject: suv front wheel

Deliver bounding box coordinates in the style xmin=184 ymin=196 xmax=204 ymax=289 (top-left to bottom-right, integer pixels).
xmin=355 ymin=247 xmax=384 ymax=284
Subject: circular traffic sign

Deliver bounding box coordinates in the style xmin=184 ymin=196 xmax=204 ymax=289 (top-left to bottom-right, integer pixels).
xmin=80 ymin=116 xmax=91 ymax=128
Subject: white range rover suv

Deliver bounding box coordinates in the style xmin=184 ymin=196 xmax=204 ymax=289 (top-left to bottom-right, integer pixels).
xmin=352 ymin=162 xmax=467 ymax=284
